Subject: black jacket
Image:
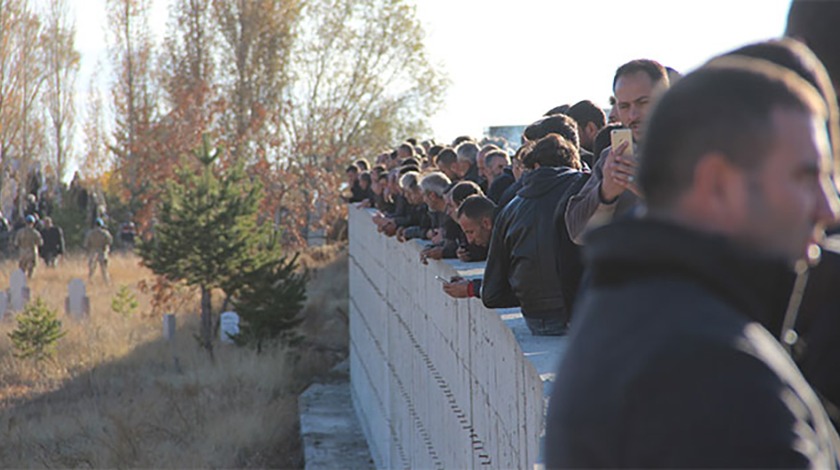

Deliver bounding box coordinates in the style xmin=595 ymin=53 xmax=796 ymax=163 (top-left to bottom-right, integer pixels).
xmin=487 ymin=169 xmax=515 ymax=206
xmin=794 ymin=239 xmax=840 ymax=430
xmin=481 ymin=166 xmax=585 ymax=318
xmin=545 ymin=218 xmax=840 ymax=468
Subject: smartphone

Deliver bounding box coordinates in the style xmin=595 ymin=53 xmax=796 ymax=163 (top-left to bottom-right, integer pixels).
xmin=611 ymin=128 xmax=633 ymax=157
xmin=434 ymin=275 xmax=449 ymax=284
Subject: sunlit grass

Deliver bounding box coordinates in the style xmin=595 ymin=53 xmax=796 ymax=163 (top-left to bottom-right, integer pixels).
xmin=0 ymin=244 xmax=348 ymax=468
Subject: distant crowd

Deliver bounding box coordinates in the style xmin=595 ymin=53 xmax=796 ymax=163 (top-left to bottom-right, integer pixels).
xmin=0 ymin=177 xmax=137 ymax=282
xmin=345 ymin=1 xmax=840 ymax=467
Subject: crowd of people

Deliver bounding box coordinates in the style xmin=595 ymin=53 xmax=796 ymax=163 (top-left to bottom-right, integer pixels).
xmin=347 ymin=0 xmax=840 ymax=467
xmin=0 ymin=188 xmax=127 ymax=282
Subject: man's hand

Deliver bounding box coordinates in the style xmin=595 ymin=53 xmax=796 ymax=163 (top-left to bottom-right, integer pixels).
xmin=431 ymin=229 xmax=444 ymax=244
xmin=420 ymin=246 xmax=444 ymax=264
xmin=599 ymin=141 xmax=640 ymax=202
xmin=382 ymin=221 xmax=397 ymax=237
xmin=443 ymin=277 xmax=471 ymax=298
xmin=456 ymin=246 xmax=471 ymax=262
xmin=396 ymin=227 xmax=407 ymax=242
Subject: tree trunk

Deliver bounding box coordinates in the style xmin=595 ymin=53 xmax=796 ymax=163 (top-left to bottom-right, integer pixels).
xmin=200 ymin=285 xmax=214 ymax=360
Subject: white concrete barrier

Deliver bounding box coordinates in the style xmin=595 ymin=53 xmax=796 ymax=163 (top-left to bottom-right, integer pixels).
xmin=348 ymin=206 xmax=565 ymax=469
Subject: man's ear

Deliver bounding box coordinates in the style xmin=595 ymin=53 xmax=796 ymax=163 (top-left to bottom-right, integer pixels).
xmin=585 ymin=122 xmax=599 ymax=140
xmin=481 ymin=217 xmax=493 ymax=231
xmin=688 ymin=153 xmax=748 ymax=226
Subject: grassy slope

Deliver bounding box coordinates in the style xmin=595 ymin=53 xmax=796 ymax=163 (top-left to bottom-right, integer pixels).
xmin=0 ymin=245 xmax=348 ymax=468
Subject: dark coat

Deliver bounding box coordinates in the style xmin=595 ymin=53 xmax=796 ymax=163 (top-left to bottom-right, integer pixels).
xmin=545 ymin=218 xmax=840 ymax=468
xmin=487 ymin=169 xmax=515 ymax=206
xmin=40 ymin=226 xmax=65 ymax=258
xmin=793 ymin=238 xmax=840 ymax=430
xmin=481 ymin=166 xmax=585 ymax=318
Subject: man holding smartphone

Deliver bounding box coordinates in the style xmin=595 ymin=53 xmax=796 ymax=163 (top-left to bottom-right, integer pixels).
xmin=565 ymin=59 xmax=670 ymax=244
xmin=441 ymin=195 xmax=495 ymax=299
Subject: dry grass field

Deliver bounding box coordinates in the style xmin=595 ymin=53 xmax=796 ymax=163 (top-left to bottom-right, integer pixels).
xmin=0 ymin=244 xmax=349 ymax=468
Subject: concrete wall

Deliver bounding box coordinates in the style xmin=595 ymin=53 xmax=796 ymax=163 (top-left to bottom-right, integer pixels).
xmin=348 ymin=207 xmax=565 ymax=470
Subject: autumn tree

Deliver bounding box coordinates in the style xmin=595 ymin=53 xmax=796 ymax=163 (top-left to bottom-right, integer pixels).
xmin=106 ymin=0 xmax=158 ymax=213
xmin=263 ymin=0 xmax=447 ymax=246
xmin=0 ymin=0 xmax=50 ymax=204
xmin=80 ymin=67 xmax=111 ymax=183
xmin=211 ymin=0 xmax=301 ymax=162
xmin=283 ymin=0 xmax=446 ymax=162
xmin=42 ymin=0 xmax=80 ymax=184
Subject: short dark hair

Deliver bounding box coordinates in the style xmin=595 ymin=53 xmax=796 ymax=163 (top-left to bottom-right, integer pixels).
xmin=449 ymin=180 xmax=484 ymax=205
xmin=513 ymin=142 xmax=534 ymax=163
xmin=484 ymin=150 xmax=509 ymax=167
xmin=398 ymin=142 xmax=415 ymax=156
xmin=372 ymin=164 xmax=387 ymax=177
xmin=346 ymin=164 xmax=359 ymax=174
xmin=359 ymin=171 xmax=372 ymax=185
xmin=451 ymin=135 xmax=474 ymax=147
xmin=435 ymin=147 xmax=457 ymax=167
xmin=722 ymin=38 xmax=839 ymax=159
xmin=406 ymin=137 xmax=418 ymax=146
xmin=544 ymin=104 xmax=570 ymax=116
xmin=613 ymin=59 xmax=669 ymax=91
xmin=786 ymin=0 xmax=840 ymax=85
xmin=354 ymin=158 xmax=370 ymax=171
xmin=567 ymin=100 xmax=606 ymax=131
xmin=522 ymin=134 xmax=581 ymax=170
xmin=523 ymin=114 xmax=580 ymax=149
xmin=401 ymin=157 xmax=421 ymax=167
xmin=398 ymin=164 xmax=419 ymax=175
xmin=639 ymin=61 xmax=826 ymax=209
xmin=457 ymin=195 xmax=496 ymax=221
xmin=428 ymin=145 xmax=444 ymax=159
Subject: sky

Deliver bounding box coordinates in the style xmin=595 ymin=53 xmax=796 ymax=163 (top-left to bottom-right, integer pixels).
xmin=72 ymin=0 xmax=794 ymax=155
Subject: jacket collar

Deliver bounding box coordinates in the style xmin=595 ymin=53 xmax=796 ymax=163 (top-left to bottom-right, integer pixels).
xmin=584 ymin=218 xmax=796 ymax=334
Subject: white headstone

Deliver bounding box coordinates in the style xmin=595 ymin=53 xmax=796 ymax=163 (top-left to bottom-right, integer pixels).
xmin=163 ymin=314 xmax=176 ymax=341
xmin=9 ymin=269 xmax=26 ymax=311
xmin=220 ymin=311 xmax=240 ymax=344
xmin=66 ymin=278 xmax=89 ymax=318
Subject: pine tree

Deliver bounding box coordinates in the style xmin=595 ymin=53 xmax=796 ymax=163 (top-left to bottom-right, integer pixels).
xmin=9 ymin=298 xmax=66 ymax=362
xmin=229 ymin=242 xmax=308 ymax=353
xmin=138 ymin=135 xmax=264 ymax=357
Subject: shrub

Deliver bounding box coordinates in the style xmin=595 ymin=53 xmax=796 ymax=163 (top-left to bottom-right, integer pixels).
xmin=8 ymin=298 xmax=67 ymax=362
xmin=111 ymin=284 xmax=139 ymax=318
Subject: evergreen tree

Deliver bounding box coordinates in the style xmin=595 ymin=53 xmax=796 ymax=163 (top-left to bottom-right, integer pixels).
xmin=138 ymin=135 xmax=264 ymax=356
xmin=9 ymin=298 xmax=66 ymax=362
xmin=229 ymin=243 xmax=308 ymax=353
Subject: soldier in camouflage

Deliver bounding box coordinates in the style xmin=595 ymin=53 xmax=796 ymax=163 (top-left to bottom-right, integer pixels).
xmin=14 ymin=215 xmax=43 ymax=278
xmin=84 ymin=218 xmax=113 ymax=283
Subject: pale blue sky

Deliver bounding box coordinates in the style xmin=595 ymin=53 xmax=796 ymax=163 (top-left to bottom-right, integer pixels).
xmin=73 ymin=0 xmax=794 ymax=156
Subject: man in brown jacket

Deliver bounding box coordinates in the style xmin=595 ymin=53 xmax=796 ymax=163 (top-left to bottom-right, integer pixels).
xmin=14 ymin=214 xmax=43 ymax=278
xmin=84 ymin=218 xmax=113 ymax=283
xmin=565 ymin=59 xmax=670 ymax=244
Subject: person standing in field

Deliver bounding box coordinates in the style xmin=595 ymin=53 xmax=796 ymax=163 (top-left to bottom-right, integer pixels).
xmin=85 ymin=218 xmax=113 ymax=283
xmin=14 ymin=214 xmax=43 ymax=278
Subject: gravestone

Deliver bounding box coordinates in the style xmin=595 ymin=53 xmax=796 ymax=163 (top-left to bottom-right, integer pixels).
xmin=219 ymin=311 xmax=240 ymax=344
xmin=163 ymin=314 xmax=176 ymax=341
xmin=8 ymin=269 xmax=28 ymax=312
xmin=65 ymin=278 xmax=90 ymax=318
